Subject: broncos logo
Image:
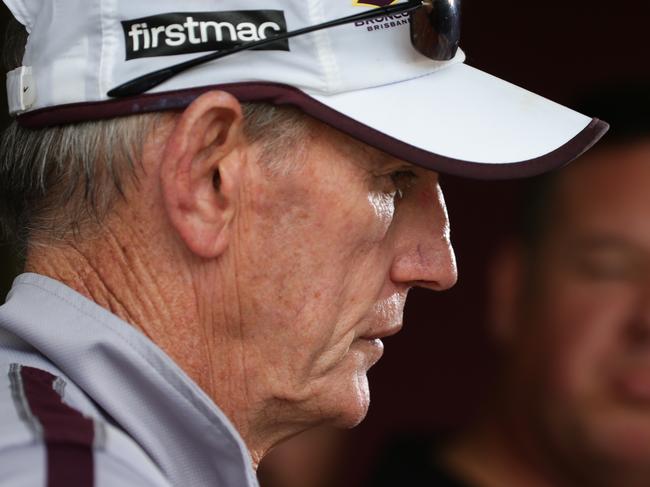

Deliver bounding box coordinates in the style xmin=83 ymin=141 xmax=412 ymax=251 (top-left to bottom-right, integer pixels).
xmin=352 ymin=0 xmax=400 ymax=7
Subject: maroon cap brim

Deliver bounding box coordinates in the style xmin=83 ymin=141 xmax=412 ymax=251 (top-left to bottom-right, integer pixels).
xmin=17 ymin=82 xmax=608 ymax=180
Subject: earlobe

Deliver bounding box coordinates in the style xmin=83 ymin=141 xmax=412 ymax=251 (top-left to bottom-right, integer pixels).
xmin=159 ymin=91 xmax=245 ymax=259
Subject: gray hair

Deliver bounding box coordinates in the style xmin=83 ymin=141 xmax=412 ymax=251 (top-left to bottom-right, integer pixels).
xmin=0 ymin=19 xmax=307 ymax=250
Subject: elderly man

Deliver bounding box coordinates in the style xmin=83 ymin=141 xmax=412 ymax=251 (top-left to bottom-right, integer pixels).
xmin=0 ymin=0 xmax=605 ymax=485
xmin=368 ymin=87 xmax=650 ymax=487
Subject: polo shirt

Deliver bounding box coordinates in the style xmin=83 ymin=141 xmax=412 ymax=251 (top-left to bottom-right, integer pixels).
xmin=0 ymin=273 xmax=259 ymax=487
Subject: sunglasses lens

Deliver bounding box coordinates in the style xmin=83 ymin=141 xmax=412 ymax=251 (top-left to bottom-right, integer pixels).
xmin=410 ymin=0 xmax=461 ymax=61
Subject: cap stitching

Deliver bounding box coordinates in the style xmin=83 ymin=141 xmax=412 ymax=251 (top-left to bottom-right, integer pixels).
xmin=98 ymin=0 xmax=116 ymax=100
xmin=306 ymin=0 xmax=342 ymax=94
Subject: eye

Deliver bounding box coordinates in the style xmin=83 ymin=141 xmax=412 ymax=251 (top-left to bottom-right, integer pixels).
xmin=385 ymin=170 xmax=418 ymax=199
xmin=572 ymin=252 xmax=639 ymax=282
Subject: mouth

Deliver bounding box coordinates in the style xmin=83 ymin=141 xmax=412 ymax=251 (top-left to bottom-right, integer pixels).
xmin=359 ymin=293 xmax=406 ymax=341
xmin=352 ymin=320 xmax=403 ymax=369
xmin=359 ymin=322 xmax=403 ymax=341
xmin=354 ymin=318 xmax=403 ymax=368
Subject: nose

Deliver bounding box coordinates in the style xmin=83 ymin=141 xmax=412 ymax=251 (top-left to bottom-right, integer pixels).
xmin=389 ymin=180 xmax=458 ymax=291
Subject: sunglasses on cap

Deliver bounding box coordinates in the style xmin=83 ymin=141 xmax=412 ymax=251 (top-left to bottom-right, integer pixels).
xmin=108 ymin=0 xmax=461 ymax=98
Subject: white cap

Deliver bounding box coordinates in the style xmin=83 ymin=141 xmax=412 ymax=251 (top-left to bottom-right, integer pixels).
xmin=3 ymin=0 xmax=607 ymax=179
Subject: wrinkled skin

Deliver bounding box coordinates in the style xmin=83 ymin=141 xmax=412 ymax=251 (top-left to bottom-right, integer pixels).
xmin=27 ymin=93 xmax=458 ymax=466
xmin=210 ymin=119 xmax=458 ymax=443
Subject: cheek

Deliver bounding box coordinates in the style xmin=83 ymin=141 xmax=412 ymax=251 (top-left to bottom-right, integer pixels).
xmin=287 ymin=189 xmax=394 ymax=291
xmin=367 ymin=192 xmax=396 ymax=237
xmin=531 ymin=277 xmax=633 ymax=402
xmin=241 ymin=184 xmax=391 ymax=349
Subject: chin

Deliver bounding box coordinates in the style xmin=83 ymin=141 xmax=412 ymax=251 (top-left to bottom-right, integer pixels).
xmin=307 ymin=342 xmax=378 ymax=428
xmin=338 ymin=371 xmax=372 ymax=428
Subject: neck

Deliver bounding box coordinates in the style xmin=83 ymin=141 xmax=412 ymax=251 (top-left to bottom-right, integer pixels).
xmin=24 ymin=223 xmax=300 ymax=469
xmin=25 ymin=225 xmax=199 ymax=368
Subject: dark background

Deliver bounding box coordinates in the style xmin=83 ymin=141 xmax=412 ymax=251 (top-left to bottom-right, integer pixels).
xmin=1 ymin=2 xmax=649 ymax=486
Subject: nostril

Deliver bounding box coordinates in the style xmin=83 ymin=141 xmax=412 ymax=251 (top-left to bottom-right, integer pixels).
xmin=391 ymin=242 xmax=458 ymax=291
xmin=432 ymin=248 xmax=458 ymax=291
xmin=429 ymin=259 xmax=458 ymax=291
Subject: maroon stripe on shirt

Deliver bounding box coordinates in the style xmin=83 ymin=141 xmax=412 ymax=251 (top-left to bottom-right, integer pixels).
xmin=20 ymin=366 xmax=95 ymax=487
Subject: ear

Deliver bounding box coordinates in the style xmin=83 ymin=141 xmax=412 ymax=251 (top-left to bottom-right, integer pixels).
xmin=160 ymin=90 xmax=245 ymax=259
xmin=487 ymin=240 xmax=526 ymax=347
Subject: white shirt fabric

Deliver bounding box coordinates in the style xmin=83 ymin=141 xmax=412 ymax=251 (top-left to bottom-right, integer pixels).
xmin=0 ymin=273 xmax=259 ymax=487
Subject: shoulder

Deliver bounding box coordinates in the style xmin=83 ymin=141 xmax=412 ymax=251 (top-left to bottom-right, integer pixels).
xmin=0 ymin=363 xmax=172 ymax=486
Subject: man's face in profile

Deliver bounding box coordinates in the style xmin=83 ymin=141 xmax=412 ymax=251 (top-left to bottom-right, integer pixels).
xmin=221 ymin=120 xmax=457 ymax=431
xmin=504 ymin=139 xmax=650 ymax=476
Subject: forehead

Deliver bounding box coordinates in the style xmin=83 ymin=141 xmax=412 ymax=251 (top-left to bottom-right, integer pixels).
xmin=304 ymin=118 xmax=410 ymax=172
xmin=551 ymin=139 xmax=650 ymax=244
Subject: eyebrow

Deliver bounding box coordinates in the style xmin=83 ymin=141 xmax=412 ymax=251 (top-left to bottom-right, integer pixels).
xmin=338 ymin=135 xmax=401 ymax=172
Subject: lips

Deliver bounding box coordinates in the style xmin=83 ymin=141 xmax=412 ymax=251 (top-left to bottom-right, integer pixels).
xmin=359 ymin=322 xmax=403 ymax=341
xmin=356 ymin=320 xmax=402 ymax=369
xmin=360 ymin=293 xmax=406 ymax=340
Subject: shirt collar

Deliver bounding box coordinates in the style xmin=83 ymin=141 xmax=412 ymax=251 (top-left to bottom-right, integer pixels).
xmin=0 ymin=273 xmax=259 ymax=487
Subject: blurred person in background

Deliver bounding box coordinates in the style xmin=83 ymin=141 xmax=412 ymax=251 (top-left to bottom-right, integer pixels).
xmin=367 ymin=85 xmax=650 ymax=487
xmin=0 ymin=0 xmax=607 ymax=485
